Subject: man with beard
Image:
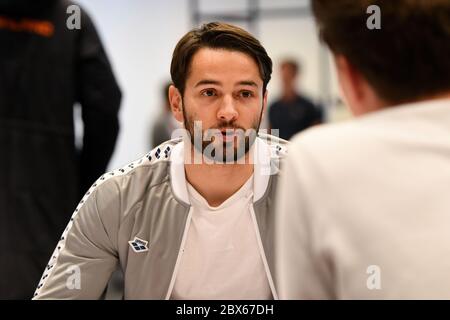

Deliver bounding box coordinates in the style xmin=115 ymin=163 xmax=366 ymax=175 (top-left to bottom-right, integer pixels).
xmin=0 ymin=0 xmax=121 ymax=299
xmin=33 ymin=22 xmax=288 ymax=299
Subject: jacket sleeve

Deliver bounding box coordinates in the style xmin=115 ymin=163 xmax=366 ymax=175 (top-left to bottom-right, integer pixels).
xmin=75 ymin=7 xmax=122 ymax=196
xmin=33 ymin=180 xmax=120 ymax=300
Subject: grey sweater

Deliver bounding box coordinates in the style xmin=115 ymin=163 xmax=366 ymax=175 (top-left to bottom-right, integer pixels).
xmin=34 ymin=134 xmax=288 ymax=299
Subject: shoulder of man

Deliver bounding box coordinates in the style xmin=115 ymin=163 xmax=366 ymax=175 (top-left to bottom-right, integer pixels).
xmin=33 ymin=138 xmax=183 ymax=299
xmin=287 ymin=118 xmax=383 ymax=178
xmin=79 ymin=138 xmax=182 ymax=221
xmin=257 ymin=132 xmax=289 ymax=174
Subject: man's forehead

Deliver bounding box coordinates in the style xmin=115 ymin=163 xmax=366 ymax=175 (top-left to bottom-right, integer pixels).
xmin=187 ymin=48 xmax=263 ymax=86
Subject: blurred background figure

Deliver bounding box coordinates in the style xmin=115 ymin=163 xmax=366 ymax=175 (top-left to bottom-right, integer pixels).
xmin=0 ymin=0 xmax=121 ymax=299
xmin=269 ymin=59 xmax=323 ymax=140
xmin=150 ymin=82 xmax=181 ymax=148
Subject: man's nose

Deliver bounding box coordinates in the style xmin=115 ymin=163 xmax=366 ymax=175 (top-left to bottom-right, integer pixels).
xmin=217 ymin=95 xmax=238 ymax=122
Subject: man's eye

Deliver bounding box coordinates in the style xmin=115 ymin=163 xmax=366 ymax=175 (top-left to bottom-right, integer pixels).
xmin=201 ymin=90 xmax=216 ymax=97
xmin=240 ymin=91 xmax=253 ymax=98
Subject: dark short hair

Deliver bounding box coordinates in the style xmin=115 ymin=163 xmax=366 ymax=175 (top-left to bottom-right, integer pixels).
xmin=170 ymin=22 xmax=273 ymax=96
xmin=312 ymin=0 xmax=450 ymax=104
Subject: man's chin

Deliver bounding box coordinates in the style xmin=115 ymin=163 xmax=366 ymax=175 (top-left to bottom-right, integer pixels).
xmin=198 ymin=141 xmax=248 ymax=163
xmin=188 ymin=129 xmax=258 ymax=164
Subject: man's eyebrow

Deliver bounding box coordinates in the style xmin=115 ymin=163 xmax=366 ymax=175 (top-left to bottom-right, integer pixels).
xmin=194 ymin=79 xmax=222 ymax=87
xmin=237 ymin=80 xmax=258 ymax=87
xmin=194 ymin=80 xmax=259 ymax=88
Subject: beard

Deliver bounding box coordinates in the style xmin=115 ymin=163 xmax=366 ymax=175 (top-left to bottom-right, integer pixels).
xmin=182 ymin=101 xmax=261 ymax=164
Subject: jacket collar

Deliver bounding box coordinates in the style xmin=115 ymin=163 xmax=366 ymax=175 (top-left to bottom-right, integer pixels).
xmin=170 ymin=137 xmax=274 ymax=205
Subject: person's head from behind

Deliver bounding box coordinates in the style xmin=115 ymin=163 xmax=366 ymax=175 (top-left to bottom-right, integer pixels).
xmin=280 ymin=59 xmax=300 ymax=93
xmin=168 ymin=22 xmax=272 ymax=162
xmin=312 ymin=0 xmax=450 ymax=116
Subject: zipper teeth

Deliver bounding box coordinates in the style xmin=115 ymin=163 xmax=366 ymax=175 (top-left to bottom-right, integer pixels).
xmin=250 ymin=205 xmax=279 ymax=300
xmin=164 ymin=207 xmax=193 ymax=299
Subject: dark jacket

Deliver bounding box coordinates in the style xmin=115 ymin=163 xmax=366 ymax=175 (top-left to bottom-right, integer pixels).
xmin=269 ymin=94 xmax=323 ymax=140
xmin=0 ymin=0 xmax=121 ymax=299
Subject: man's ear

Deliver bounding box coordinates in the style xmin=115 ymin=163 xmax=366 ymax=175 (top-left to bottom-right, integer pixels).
xmin=334 ymin=55 xmax=384 ymax=116
xmin=335 ymin=55 xmax=363 ymax=114
xmin=168 ymin=85 xmax=184 ymax=122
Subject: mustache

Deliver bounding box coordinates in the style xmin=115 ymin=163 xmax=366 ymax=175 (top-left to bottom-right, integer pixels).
xmin=204 ymin=121 xmax=245 ymax=132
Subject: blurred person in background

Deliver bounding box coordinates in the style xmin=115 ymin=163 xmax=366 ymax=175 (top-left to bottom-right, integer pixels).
xmin=150 ymin=81 xmax=181 ymax=148
xmin=269 ymin=59 xmax=323 ymax=140
xmin=275 ymin=0 xmax=450 ymax=299
xmin=0 ymin=0 xmax=121 ymax=299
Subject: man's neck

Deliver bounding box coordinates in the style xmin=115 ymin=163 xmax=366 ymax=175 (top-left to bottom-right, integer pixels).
xmin=184 ymin=150 xmax=254 ymax=207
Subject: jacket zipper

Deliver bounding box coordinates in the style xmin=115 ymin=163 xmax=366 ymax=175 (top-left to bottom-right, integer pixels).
xmin=250 ymin=205 xmax=279 ymax=300
xmin=164 ymin=206 xmax=193 ymax=299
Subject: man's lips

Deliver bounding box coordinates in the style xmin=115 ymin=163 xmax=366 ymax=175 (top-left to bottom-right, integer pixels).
xmin=220 ymin=129 xmax=239 ymax=142
xmin=221 ymin=130 xmax=235 ymax=135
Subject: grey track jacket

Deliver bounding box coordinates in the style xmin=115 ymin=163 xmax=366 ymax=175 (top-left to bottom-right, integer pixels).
xmin=33 ymin=133 xmax=288 ymax=299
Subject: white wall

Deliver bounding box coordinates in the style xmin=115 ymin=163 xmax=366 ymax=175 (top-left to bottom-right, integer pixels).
xmin=75 ymin=0 xmax=344 ymax=170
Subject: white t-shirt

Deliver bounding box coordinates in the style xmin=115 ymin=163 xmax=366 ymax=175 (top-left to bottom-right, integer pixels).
xmin=275 ymin=98 xmax=450 ymax=299
xmin=171 ymin=175 xmax=272 ymax=300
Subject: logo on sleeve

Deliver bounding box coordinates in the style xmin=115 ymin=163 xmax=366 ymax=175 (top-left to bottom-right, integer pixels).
xmin=128 ymin=237 xmax=149 ymax=253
